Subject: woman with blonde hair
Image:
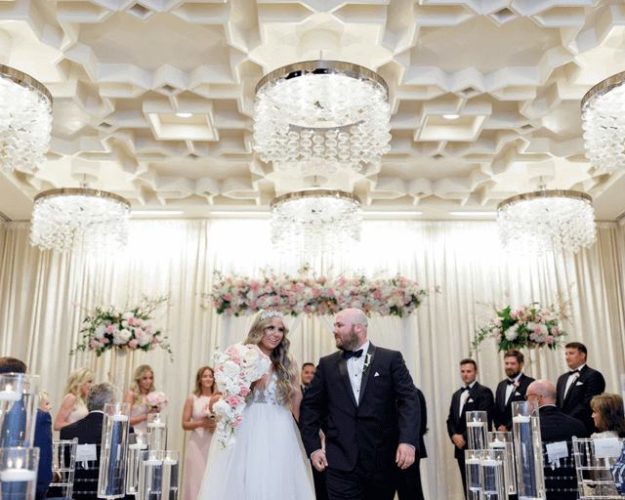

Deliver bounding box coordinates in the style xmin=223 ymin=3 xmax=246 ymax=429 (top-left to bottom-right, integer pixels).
xmin=198 ymin=310 xmax=314 ymax=499
xmin=181 ymin=366 xmax=217 ymax=499
xmin=53 ymin=367 xmax=94 ymax=430
xmin=123 ymin=364 xmax=157 ymax=434
xmin=591 ymin=393 xmax=625 ymax=438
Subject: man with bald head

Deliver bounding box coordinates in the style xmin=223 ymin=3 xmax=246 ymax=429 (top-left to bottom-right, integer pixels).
xmin=527 ymin=379 xmax=588 ymax=500
xmin=300 ymin=308 xmax=421 ymax=500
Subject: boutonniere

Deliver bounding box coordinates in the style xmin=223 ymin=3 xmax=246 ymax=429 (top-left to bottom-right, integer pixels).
xmin=363 ymin=353 xmax=372 ymax=374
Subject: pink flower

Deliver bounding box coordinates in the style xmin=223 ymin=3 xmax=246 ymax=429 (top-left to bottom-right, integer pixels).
xmin=239 ymin=386 xmax=250 ymax=397
xmin=128 ymin=339 xmax=139 ymax=349
xmin=225 ymin=395 xmax=242 ymax=408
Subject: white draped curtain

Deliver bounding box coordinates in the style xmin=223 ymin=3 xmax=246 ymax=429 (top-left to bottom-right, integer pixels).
xmin=1 ymin=218 xmax=625 ymax=499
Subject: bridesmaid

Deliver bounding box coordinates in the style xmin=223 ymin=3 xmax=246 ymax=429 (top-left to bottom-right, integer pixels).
xmin=53 ymin=367 xmax=93 ymax=430
xmin=124 ymin=364 xmax=157 ymax=434
xmin=181 ymin=366 xmax=217 ymax=499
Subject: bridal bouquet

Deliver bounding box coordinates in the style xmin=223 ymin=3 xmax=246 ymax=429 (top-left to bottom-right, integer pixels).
xmin=211 ymin=343 xmax=271 ymax=447
xmin=472 ymin=303 xmax=566 ymax=352
xmin=146 ymin=391 xmax=168 ymax=412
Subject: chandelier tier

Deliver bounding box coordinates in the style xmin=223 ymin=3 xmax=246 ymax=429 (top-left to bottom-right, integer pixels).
xmin=254 ymin=60 xmax=391 ymax=176
xmin=270 ymin=189 xmax=362 ymax=254
xmin=30 ymin=188 xmax=130 ymax=253
xmin=582 ymin=70 xmax=625 ymax=171
xmin=0 ymin=65 xmax=52 ymax=172
xmin=497 ymin=189 xmax=596 ymax=254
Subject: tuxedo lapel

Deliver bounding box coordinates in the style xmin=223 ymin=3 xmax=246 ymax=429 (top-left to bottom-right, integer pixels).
xmin=357 ymin=343 xmax=376 ymax=405
xmin=496 ymin=382 xmax=507 ymax=411
xmin=338 ymin=355 xmax=358 ymax=408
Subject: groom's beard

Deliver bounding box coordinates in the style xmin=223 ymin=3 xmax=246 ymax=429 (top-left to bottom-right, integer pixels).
xmin=335 ymin=326 xmax=360 ymax=352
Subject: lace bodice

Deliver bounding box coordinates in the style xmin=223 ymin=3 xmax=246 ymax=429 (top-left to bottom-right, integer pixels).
xmin=250 ymin=372 xmax=282 ymax=406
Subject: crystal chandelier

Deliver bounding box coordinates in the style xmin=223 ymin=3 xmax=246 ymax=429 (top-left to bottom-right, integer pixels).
xmin=254 ymin=60 xmax=391 ymax=176
xmin=30 ymin=188 xmax=130 ymax=253
xmin=582 ymin=71 xmax=625 ymax=171
xmin=270 ymin=189 xmax=362 ymax=254
xmin=0 ymin=65 xmax=52 ymax=172
xmin=497 ymin=189 xmax=596 ymax=254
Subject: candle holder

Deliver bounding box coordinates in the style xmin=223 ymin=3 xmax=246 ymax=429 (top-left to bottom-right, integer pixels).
xmin=147 ymin=413 xmax=167 ymax=451
xmin=137 ymin=450 xmax=179 ymax=500
xmin=511 ymin=401 xmax=545 ymax=499
xmin=466 ymin=411 xmax=488 ymax=450
xmin=480 ymin=449 xmax=506 ymax=500
xmin=0 ymin=374 xmax=40 ymax=448
xmin=488 ymin=431 xmax=517 ymax=495
xmin=0 ymin=446 xmax=40 ymax=500
xmin=97 ymin=402 xmax=130 ymax=499
xmin=465 ymin=449 xmax=483 ymax=500
xmin=126 ymin=432 xmax=148 ymax=495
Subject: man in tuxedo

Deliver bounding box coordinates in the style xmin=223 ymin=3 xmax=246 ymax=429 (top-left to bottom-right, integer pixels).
xmin=0 ymin=357 xmax=53 ymax=500
xmin=300 ymin=308 xmax=421 ymax=500
xmin=396 ymin=386 xmax=427 ymax=500
xmin=527 ymin=379 xmax=588 ymax=500
xmin=301 ymin=362 xmax=316 ymax=394
xmin=60 ymin=383 xmax=116 ymax=499
xmin=493 ymin=349 xmax=534 ymax=431
xmin=446 ymin=358 xmax=494 ymax=498
xmin=556 ymin=342 xmax=605 ymax=433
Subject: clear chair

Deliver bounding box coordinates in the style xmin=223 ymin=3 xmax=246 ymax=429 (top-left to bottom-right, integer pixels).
xmin=48 ymin=438 xmax=78 ymax=499
xmin=573 ymin=436 xmax=625 ymax=499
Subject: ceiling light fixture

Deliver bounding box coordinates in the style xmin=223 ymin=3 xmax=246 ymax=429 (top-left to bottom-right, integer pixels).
xmin=0 ymin=65 xmax=52 ymax=172
xmin=442 ymin=114 xmax=460 ymax=120
xmin=497 ymin=189 xmax=596 ymax=254
xmin=30 ymin=188 xmax=130 ymax=253
xmin=254 ymin=60 xmax=390 ymax=176
xmin=175 ymin=112 xmax=193 ymax=118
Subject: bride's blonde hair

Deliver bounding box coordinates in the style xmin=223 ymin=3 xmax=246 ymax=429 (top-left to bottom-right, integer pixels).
xmin=244 ymin=311 xmax=296 ymax=405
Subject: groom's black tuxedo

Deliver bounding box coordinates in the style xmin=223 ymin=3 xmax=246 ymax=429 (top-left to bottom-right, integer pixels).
xmin=300 ymin=343 xmax=420 ymax=499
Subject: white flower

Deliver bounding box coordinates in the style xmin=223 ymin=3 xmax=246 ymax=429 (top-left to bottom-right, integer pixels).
xmin=221 ymin=360 xmax=241 ymax=379
xmin=504 ymin=324 xmax=519 ymax=341
xmin=94 ymin=324 xmax=106 ymax=339
xmin=113 ymin=328 xmax=132 ymax=345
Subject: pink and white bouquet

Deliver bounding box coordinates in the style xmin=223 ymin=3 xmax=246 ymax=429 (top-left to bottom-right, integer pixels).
xmin=211 ymin=343 xmax=271 ymax=447
xmin=472 ymin=303 xmax=566 ymax=352
xmin=146 ymin=391 xmax=168 ymax=412
xmin=72 ymin=296 xmax=173 ymax=359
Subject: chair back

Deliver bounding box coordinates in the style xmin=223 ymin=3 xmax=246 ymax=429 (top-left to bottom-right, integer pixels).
xmin=49 ymin=438 xmax=78 ymax=499
xmin=573 ymin=436 xmax=625 ymax=499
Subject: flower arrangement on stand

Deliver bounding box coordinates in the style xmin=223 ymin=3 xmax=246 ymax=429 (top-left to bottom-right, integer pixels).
xmin=211 ymin=343 xmax=271 ymax=448
xmin=207 ymin=269 xmax=431 ymax=317
xmin=72 ymin=296 xmax=172 ymax=359
xmin=472 ymin=303 xmax=566 ymax=352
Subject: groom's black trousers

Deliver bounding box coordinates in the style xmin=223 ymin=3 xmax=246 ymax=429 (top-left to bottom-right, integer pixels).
xmin=325 ymin=465 xmax=395 ymax=500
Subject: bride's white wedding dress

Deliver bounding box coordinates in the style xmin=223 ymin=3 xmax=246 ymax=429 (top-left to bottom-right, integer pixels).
xmin=197 ymin=371 xmax=315 ymax=499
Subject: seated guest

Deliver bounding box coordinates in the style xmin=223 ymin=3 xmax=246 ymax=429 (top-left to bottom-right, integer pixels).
xmin=590 ymin=393 xmax=625 ymax=438
xmin=54 ymin=367 xmax=94 ymax=431
xmin=527 ymin=379 xmax=588 ymax=500
xmin=60 ymin=383 xmax=116 ymax=499
xmin=0 ymin=356 xmax=53 ymax=500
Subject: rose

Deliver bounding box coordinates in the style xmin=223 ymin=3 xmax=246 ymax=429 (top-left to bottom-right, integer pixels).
xmin=504 ymin=324 xmax=519 ymax=341
xmin=113 ymin=328 xmax=132 ymax=345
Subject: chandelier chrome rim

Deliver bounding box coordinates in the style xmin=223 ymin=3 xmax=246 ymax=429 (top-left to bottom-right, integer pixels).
xmin=270 ymin=189 xmax=361 ymax=209
xmin=0 ymin=64 xmax=53 ymax=104
xmin=581 ymin=70 xmax=625 ymax=111
xmin=33 ymin=187 xmax=131 ymax=208
xmin=497 ymin=189 xmax=592 ymax=211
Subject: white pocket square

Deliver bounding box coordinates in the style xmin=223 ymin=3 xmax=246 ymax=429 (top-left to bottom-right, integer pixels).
xmin=514 ymin=391 xmax=521 ymax=396
xmin=468 ymin=398 xmax=474 ymax=403
xmin=576 ymin=381 xmax=584 ymax=386
xmin=374 ymin=372 xmax=380 ymax=377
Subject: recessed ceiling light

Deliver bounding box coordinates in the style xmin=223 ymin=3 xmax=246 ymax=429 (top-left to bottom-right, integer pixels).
xmin=442 ymin=114 xmax=460 ymax=120
xmin=449 ymin=211 xmax=496 ymax=216
xmin=131 ymin=210 xmax=185 ymax=216
xmin=175 ymin=112 xmax=193 ymax=118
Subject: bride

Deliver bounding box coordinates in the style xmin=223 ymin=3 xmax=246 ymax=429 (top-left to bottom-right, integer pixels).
xmin=197 ymin=311 xmax=315 ymax=499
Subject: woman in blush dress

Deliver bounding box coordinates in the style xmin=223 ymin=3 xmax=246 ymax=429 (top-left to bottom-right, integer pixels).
xmin=182 ymin=366 xmax=218 ymax=499
xmin=197 ymin=311 xmax=315 ymax=500
xmin=124 ymin=364 xmax=157 ymax=434
xmin=53 ymin=367 xmax=94 ymax=430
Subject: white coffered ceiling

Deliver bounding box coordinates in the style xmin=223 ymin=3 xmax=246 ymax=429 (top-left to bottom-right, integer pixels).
xmin=1 ymin=0 xmax=625 ymax=221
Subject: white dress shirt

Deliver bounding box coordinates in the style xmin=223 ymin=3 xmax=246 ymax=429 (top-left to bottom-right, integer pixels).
xmin=346 ymin=340 xmax=370 ymax=404
xmin=564 ymin=363 xmax=585 ymax=398
xmin=504 ymin=373 xmax=523 ymax=404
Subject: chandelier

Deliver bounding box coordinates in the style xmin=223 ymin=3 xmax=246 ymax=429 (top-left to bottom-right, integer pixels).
xmin=254 ymin=60 xmax=390 ymax=176
xmin=270 ymin=189 xmax=361 ymax=254
xmin=581 ymin=71 xmax=625 ymax=171
xmin=497 ymin=189 xmax=596 ymax=254
xmin=30 ymin=188 xmax=130 ymax=253
xmin=0 ymin=65 xmax=52 ymax=172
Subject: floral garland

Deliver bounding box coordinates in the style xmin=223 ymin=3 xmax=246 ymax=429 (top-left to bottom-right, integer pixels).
xmin=208 ymin=270 xmax=429 ymax=317
xmin=72 ymin=296 xmax=173 ymax=358
xmin=472 ymin=303 xmax=566 ymax=352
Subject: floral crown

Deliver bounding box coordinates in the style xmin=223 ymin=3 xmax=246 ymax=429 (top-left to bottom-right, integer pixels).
xmin=259 ymin=310 xmax=283 ymax=321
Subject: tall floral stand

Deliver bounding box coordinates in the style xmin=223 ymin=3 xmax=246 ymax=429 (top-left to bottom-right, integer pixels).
xmin=94 ymin=348 xmax=135 ymax=396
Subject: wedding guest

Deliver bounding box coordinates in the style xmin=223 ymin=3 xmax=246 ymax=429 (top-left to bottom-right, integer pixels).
xmin=397 ymin=386 xmax=428 ymax=500
xmin=300 ymin=362 xmax=316 ymax=394
xmin=556 ymin=342 xmax=605 ymax=433
xmin=527 ymin=379 xmax=588 ymax=500
xmin=590 ymin=393 xmax=625 ymax=438
xmin=493 ymin=349 xmax=534 ymax=431
xmin=39 ymin=391 xmax=52 ymax=413
xmin=60 ymin=383 xmax=116 ymax=499
xmin=53 ymin=367 xmax=94 ymax=430
xmin=181 ymin=366 xmax=217 ymax=500
xmin=124 ymin=364 xmax=157 ymax=434
xmin=0 ymin=357 xmax=53 ymax=500
xmin=446 ymin=358 xmax=494 ymax=498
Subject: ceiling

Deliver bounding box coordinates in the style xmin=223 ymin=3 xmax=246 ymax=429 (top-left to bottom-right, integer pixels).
xmin=1 ymin=0 xmax=625 ymax=221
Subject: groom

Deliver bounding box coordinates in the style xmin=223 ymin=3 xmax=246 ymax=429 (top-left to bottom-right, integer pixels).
xmin=300 ymin=308 xmax=421 ymax=500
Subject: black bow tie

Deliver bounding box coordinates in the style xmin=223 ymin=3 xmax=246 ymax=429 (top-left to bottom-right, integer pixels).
xmin=569 ymin=369 xmax=580 ymax=375
xmin=343 ymin=349 xmax=363 ymax=360
xmin=461 ymin=386 xmax=470 ymax=392
xmin=506 ymin=380 xmax=516 ymax=386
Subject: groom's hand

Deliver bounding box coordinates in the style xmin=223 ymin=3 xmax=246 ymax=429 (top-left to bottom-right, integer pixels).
xmin=311 ymin=449 xmax=328 ymax=472
xmin=395 ymin=443 xmax=415 ymax=470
